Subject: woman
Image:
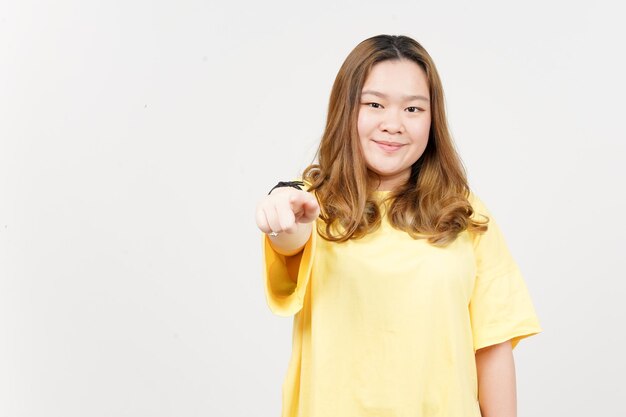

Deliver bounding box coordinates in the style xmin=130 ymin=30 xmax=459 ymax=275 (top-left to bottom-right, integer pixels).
xmin=255 ymin=34 xmax=542 ymax=417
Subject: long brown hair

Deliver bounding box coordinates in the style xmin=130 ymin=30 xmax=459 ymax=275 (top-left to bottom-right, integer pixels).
xmin=303 ymin=34 xmax=487 ymax=246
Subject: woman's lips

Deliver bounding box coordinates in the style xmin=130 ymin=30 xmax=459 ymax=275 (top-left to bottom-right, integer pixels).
xmin=374 ymin=140 xmax=404 ymax=152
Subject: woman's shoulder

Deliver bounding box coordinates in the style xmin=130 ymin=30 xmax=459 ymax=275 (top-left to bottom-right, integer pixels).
xmin=466 ymin=190 xmax=490 ymax=221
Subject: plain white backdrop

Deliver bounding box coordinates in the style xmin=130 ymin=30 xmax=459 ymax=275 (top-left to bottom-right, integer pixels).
xmin=1 ymin=0 xmax=625 ymax=416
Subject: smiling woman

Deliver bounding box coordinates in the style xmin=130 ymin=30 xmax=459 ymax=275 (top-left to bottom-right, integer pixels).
xmin=255 ymin=34 xmax=542 ymax=417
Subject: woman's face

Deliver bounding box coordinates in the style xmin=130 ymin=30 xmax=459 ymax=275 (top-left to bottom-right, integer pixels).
xmin=357 ymin=59 xmax=431 ymax=191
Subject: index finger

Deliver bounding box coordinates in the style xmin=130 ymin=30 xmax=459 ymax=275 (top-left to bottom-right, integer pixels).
xmin=287 ymin=191 xmax=313 ymax=209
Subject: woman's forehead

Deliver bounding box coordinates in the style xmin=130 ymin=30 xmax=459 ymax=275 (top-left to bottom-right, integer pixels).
xmin=362 ymin=60 xmax=430 ymax=99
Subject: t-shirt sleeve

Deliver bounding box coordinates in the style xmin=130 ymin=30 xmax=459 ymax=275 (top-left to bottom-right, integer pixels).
xmin=261 ymin=178 xmax=317 ymax=317
xmin=468 ymin=192 xmax=542 ymax=352
xmin=262 ymin=228 xmax=316 ymax=317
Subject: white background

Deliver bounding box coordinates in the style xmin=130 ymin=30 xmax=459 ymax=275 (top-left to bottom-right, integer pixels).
xmin=1 ymin=0 xmax=625 ymax=416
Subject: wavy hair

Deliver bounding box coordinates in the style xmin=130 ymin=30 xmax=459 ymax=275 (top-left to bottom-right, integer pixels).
xmin=302 ymin=34 xmax=488 ymax=246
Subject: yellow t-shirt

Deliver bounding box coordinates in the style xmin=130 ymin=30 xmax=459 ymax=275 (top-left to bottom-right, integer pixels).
xmin=261 ymin=189 xmax=542 ymax=417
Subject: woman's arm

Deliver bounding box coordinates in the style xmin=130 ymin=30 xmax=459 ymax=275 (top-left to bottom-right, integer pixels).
xmin=475 ymin=340 xmax=517 ymax=417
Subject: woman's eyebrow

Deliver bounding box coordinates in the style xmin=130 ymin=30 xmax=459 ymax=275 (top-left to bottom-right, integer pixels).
xmin=361 ymin=90 xmax=430 ymax=102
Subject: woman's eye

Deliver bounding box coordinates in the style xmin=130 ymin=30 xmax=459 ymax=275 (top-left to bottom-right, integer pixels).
xmin=406 ymin=107 xmax=422 ymax=113
xmin=367 ymin=103 xmax=382 ymax=109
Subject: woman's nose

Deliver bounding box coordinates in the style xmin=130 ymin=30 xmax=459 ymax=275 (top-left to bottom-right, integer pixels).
xmin=379 ymin=110 xmax=404 ymax=134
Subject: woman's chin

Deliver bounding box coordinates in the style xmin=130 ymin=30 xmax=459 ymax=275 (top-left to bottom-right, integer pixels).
xmin=368 ymin=167 xmax=406 ymax=178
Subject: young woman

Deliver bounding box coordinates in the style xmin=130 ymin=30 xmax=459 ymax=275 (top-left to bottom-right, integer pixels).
xmin=255 ymin=34 xmax=542 ymax=417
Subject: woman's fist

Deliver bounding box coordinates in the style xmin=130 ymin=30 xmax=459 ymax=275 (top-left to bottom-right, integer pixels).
xmin=255 ymin=187 xmax=320 ymax=235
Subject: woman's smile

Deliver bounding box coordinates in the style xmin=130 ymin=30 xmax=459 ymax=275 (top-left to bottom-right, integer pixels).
xmin=373 ymin=140 xmax=406 ymax=152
